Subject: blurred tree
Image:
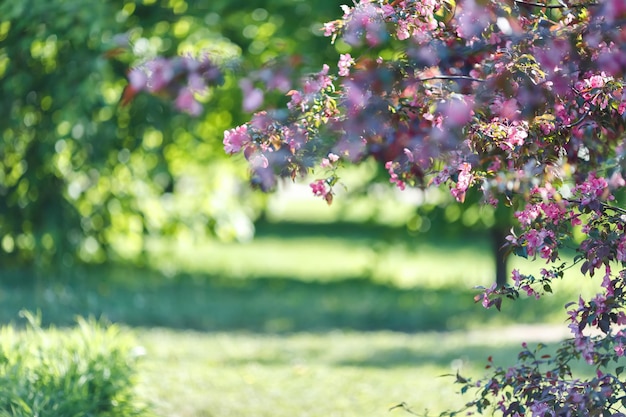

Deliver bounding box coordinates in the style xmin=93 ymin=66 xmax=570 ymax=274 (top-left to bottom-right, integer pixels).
xmin=335 ymin=161 xmax=514 ymax=284
xmin=415 ymin=189 xmax=513 ymax=285
xmin=0 ymin=0 xmax=342 ymax=271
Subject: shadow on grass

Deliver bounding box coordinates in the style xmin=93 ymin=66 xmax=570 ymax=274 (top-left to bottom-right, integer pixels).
xmin=0 ymin=265 xmax=571 ymax=333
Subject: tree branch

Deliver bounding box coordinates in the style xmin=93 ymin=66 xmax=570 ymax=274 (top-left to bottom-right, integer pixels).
xmin=561 ymin=110 xmax=591 ymax=129
xmin=417 ymin=75 xmax=485 ymax=83
xmin=514 ymin=0 xmax=599 ymax=8
xmin=566 ymin=199 xmax=626 ymax=216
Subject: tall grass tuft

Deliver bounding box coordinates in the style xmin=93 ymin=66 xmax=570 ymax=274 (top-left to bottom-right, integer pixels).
xmin=0 ymin=311 xmax=149 ymax=417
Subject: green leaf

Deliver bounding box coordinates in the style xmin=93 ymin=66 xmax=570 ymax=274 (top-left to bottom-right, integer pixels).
xmin=514 ymin=245 xmax=528 ymax=259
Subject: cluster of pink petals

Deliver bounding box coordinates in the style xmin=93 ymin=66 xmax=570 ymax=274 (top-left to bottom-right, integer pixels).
xmin=337 ymin=54 xmax=354 ymax=77
xmin=126 ymin=55 xmax=221 ymax=115
xmin=450 ymin=163 xmax=472 ymax=203
xmin=385 ymin=161 xmax=406 ymax=190
xmin=320 ymin=153 xmax=339 ymax=168
xmin=309 ymin=179 xmax=329 ymax=196
xmin=223 ymin=125 xmax=251 ymax=155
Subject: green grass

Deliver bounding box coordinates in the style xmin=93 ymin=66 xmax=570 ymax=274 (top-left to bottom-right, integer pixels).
xmin=134 ymin=329 xmax=527 ymax=417
xmin=0 ymin=313 xmax=147 ymax=417
xmin=0 ymin=220 xmax=608 ymax=417
xmin=0 ymin=262 xmax=583 ymax=332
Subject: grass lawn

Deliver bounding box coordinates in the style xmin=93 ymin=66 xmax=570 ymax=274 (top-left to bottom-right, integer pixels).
xmin=135 ymin=329 xmax=538 ymax=417
xmin=0 ymin=220 xmax=604 ymax=416
xmin=132 ymin=321 xmax=587 ymax=417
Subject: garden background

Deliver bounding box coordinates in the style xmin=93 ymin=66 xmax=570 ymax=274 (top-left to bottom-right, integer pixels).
xmin=0 ymin=0 xmax=600 ymax=416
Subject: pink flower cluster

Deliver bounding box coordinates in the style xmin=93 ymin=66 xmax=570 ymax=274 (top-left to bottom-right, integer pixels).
xmin=337 ymin=54 xmax=354 ymax=77
xmin=320 ymin=153 xmax=339 ymax=168
xmin=385 ymin=161 xmax=406 ymax=191
xmin=450 ymin=162 xmax=472 ymax=203
xmin=572 ymin=173 xmax=612 ymax=207
xmin=393 ymin=0 xmax=439 ymax=41
xmin=223 ymin=125 xmax=251 ymax=155
xmin=125 ymin=54 xmax=221 ymax=115
xmin=309 ymin=179 xmax=333 ymax=205
xmin=338 ymin=2 xmax=388 ymax=47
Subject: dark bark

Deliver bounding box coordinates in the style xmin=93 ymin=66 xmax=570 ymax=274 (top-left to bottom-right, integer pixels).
xmin=493 ymin=227 xmax=509 ymax=286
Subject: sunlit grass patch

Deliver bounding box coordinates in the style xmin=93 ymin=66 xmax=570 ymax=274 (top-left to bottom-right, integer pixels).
xmin=146 ymin=224 xmax=497 ymax=287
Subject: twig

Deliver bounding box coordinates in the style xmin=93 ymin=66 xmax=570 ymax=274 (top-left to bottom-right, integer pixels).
xmin=566 ymin=199 xmax=626 ymax=216
xmin=600 ymin=202 xmax=626 ymax=216
xmin=389 ymin=403 xmax=421 ymax=416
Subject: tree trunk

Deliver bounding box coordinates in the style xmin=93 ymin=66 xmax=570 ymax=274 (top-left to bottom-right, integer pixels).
xmin=492 ymin=227 xmax=508 ymax=286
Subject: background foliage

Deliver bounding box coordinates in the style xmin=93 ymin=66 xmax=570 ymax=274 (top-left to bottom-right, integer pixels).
xmin=0 ymin=0 xmax=342 ymax=270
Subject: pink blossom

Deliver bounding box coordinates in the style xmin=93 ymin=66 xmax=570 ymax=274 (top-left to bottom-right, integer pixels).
xmin=617 ymin=236 xmax=626 ymax=262
xmin=521 ymin=284 xmax=540 ymax=299
xmin=187 ymin=73 xmax=207 ymax=92
xmin=145 ymin=58 xmax=175 ymax=92
xmin=574 ymin=173 xmax=610 ymax=205
xmin=250 ymin=153 xmax=269 ymax=169
xmin=523 ymin=229 xmax=552 ymax=258
xmin=385 ymin=161 xmax=406 ymax=190
xmin=585 ymin=74 xmax=608 ymax=89
xmin=451 ymin=163 xmax=473 ymax=202
xmin=441 ymin=98 xmax=474 ymax=127
xmin=239 ymin=79 xmax=264 ymax=112
xmin=515 ymin=204 xmax=541 ymax=226
xmin=175 ymin=88 xmax=202 ymax=116
xmin=455 ymin=0 xmax=491 ymax=41
xmin=403 ymin=148 xmax=415 ymax=163
xmin=487 ymin=158 xmax=501 ymax=173
xmin=430 ymin=166 xmax=451 ymax=186
xmin=505 ymin=124 xmax=528 ymax=148
xmin=321 ymin=153 xmax=339 ymax=168
xmin=338 ymin=54 xmax=355 ymax=77
xmin=223 ymin=125 xmax=251 ymax=154
xmin=500 ymin=99 xmax=520 ymax=119
xmin=128 ymin=68 xmax=148 ymax=91
xmin=600 ymin=0 xmax=626 ymax=21
xmin=243 ymin=88 xmax=264 ymax=113
xmin=481 ymin=293 xmax=490 ymax=308
xmin=286 ymin=90 xmax=305 ymax=111
xmin=303 ymin=65 xmax=332 ymax=95
xmin=396 ymin=20 xmax=411 ymax=40
xmin=310 ymin=179 xmax=330 ymax=198
xmin=323 ymin=21 xmax=338 ymax=37
xmin=540 ymin=121 xmax=555 ymax=135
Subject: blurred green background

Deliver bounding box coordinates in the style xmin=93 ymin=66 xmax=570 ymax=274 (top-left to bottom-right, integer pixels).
xmin=0 ymin=1 xmax=597 ymax=416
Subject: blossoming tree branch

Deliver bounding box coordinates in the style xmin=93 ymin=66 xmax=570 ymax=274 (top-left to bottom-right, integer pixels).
xmin=126 ymin=0 xmax=626 ymax=415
